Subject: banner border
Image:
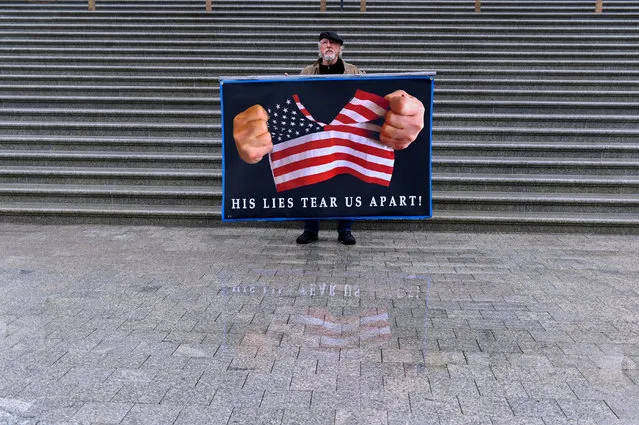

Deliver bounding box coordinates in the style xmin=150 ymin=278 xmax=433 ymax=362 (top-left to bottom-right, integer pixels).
xmin=220 ymin=73 xmax=435 ymax=222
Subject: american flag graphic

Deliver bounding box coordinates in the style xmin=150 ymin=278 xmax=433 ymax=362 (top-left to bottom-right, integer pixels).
xmin=266 ymin=89 xmax=394 ymax=192
xmin=297 ymin=307 xmax=392 ymax=350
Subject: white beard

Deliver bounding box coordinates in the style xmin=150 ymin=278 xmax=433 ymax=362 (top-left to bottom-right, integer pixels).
xmin=322 ymin=51 xmax=336 ymax=63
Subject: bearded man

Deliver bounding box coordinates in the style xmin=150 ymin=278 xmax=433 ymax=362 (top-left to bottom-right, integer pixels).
xmin=300 ymin=31 xmax=361 ymax=76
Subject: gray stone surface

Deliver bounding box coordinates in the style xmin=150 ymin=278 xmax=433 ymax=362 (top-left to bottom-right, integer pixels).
xmin=0 ymin=224 xmax=638 ymax=425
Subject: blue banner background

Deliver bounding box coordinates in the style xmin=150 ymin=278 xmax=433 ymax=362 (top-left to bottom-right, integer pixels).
xmin=220 ymin=74 xmax=434 ymax=221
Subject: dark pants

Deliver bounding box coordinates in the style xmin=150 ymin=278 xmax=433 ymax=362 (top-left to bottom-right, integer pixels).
xmin=304 ymin=219 xmax=352 ymax=234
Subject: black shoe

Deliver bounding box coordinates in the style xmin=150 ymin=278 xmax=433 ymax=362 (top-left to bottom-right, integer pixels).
xmin=296 ymin=230 xmax=318 ymax=244
xmin=338 ymin=231 xmax=356 ymax=245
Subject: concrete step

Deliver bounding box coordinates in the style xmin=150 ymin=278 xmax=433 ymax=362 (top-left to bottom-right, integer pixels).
xmin=3 ymin=3 xmax=638 ymax=14
xmin=436 ymin=78 xmax=639 ymax=91
xmin=423 ymin=210 xmax=639 ymax=232
xmin=435 ymin=101 xmax=639 ymax=114
xmin=1 ymin=0 xmax=636 ymax=7
xmin=4 ymin=95 xmax=637 ymax=114
xmin=4 ymin=64 xmax=639 ymax=80
xmin=3 ymin=39 xmax=638 ymax=54
xmin=2 ymin=80 xmax=638 ymax=96
xmin=4 ymin=109 xmax=638 ymax=133
xmin=1 ymin=174 xmax=637 ymax=203
xmin=432 ymin=173 xmax=639 ymax=194
xmin=2 ymin=8 xmax=639 ymax=20
xmin=434 ymin=90 xmax=639 ymax=103
xmin=433 ymin=126 xmax=639 ymax=143
xmin=3 ymin=10 xmax=639 ymax=18
xmin=434 ymin=141 xmax=639 ymax=159
xmin=3 ymin=55 xmax=637 ymax=72
xmin=437 ymin=69 xmax=639 ymax=81
xmin=0 ymin=183 xmax=635 ymax=215
xmin=0 ymin=183 xmax=221 ymax=207
xmin=2 ymin=24 xmax=638 ymax=38
xmin=5 ymin=120 xmax=639 ymax=142
xmin=434 ymin=191 xmax=639 ymax=214
xmin=1 ymin=142 xmax=633 ymax=165
xmin=0 ymin=74 xmax=218 ymax=87
xmin=18 ymin=8 xmax=631 ymax=17
xmin=0 ymin=120 xmax=218 ymax=137
xmin=3 ymin=88 xmax=639 ymax=105
xmin=5 ymin=157 xmax=632 ymax=182
xmin=4 ymin=48 xmax=638 ymax=61
xmin=0 ymin=203 xmax=636 ymax=233
xmin=0 ymin=85 xmax=220 ymax=97
xmin=1 ymin=107 xmax=218 ymax=123
xmin=0 ymin=166 xmax=220 ymax=186
xmin=432 ymin=156 xmax=639 ymax=176
xmin=0 ymin=135 xmax=219 ymax=153
xmin=3 ymin=25 xmax=639 ymax=38
xmin=434 ymin=113 xmax=639 ymax=130
xmin=4 ymin=31 xmax=639 ymax=45
xmin=4 ymin=121 xmax=639 ymax=142
xmin=0 ymin=203 xmax=221 ymax=225
xmin=0 ymin=150 xmax=220 ymax=169
xmin=6 ymin=103 xmax=638 ymax=120
xmin=1 ymin=139 xmax=634 ymax=162
xmin=0 ymin=95 xmax=219 ymax=110
xmin=13 ymin=11 xmax=639 ymax=19
xmin=2 ymin=69 xmax=638 ymax=84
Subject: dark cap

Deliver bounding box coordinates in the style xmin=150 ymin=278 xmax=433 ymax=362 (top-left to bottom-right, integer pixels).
xmin=319 ymin=31 xmax=343 ymax=45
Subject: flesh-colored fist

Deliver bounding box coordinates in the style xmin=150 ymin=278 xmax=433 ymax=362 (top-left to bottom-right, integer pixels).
xmin=232 ymin=104 xmax=273 ymax=164
xmin=380 ymin=90 xmax=425 ymax=150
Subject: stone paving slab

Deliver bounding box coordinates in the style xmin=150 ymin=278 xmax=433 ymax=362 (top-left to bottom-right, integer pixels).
xmin=0 ymin=224 xmax=638 ymax=425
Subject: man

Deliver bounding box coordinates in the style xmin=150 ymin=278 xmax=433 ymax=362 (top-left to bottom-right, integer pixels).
xmin=233 ymin=31 xmax=425 ymax=245
xmin=300 ymin=31 xmax=361 ymax=76
xmin=296 ymin=31 xmax=361 ymax=245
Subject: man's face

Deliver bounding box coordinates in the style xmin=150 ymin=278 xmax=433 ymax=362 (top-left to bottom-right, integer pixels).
xmin=319 ymin=38 xmax=341 ymax=65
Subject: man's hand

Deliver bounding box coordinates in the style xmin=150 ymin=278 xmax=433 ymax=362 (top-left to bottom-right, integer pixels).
xmin=232 ymin=104 xmax=272 ymax=164
xmin=380 ymin=90 xmax=425 ymax=150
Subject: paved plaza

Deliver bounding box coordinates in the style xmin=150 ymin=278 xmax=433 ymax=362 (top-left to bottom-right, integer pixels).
xmin=0 ymin=224 xmax=638 ymax=425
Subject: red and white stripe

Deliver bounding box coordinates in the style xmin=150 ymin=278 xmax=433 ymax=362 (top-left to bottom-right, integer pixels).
xmin=269 ymin=90 xmax=393 ymax=192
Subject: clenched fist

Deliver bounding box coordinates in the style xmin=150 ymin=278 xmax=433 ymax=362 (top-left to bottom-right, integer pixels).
xmin=232 ymin=104 xmax=273 ymax=164
xmin=380 ymin=90 xmax=425 ymax=150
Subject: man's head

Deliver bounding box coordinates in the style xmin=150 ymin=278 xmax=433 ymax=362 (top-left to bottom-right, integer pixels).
xmin=318 ymin=31 xmax=343 ymax=66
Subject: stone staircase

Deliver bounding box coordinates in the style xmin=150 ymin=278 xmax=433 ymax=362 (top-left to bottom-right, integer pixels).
xmin=1 ymin=0 xmax=638 ymax=231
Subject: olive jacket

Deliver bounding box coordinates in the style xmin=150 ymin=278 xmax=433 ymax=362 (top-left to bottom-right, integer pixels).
xmin=300 ymin=58 xmax=362 ymax=75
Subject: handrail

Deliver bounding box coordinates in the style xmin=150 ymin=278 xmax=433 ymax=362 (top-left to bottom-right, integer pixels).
xmin=474 ymin=0 xmax=604 ymax=13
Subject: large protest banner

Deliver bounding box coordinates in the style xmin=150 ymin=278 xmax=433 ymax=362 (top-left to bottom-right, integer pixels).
xmin=220 ymin=73 xmax=434 ymax=221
